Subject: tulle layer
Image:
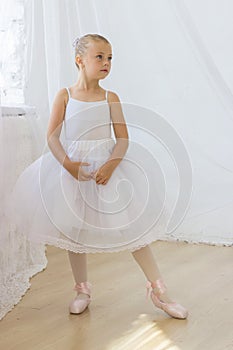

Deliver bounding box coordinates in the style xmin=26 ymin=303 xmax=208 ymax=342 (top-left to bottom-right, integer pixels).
xmin=4 ymin=137 xmax=168 ymax=253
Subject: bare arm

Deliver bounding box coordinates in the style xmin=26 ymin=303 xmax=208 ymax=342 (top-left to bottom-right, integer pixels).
xmin=46 ymin=88 xmax=72 ymax=170
xmin=92 ymin=92 xmax=129 ymax=185
xmin=47 ymin=89 xmax=91 ymax=180
xmin=105 ymin=91 xmax=129 ymax=170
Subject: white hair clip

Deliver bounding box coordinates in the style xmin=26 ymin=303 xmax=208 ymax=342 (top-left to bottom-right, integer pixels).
xmin=72 ymin=37 xmax=80 ymax=48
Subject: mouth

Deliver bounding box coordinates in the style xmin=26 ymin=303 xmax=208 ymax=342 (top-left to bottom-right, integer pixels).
xmin=100 ymin=69 xmax=108 ymax=72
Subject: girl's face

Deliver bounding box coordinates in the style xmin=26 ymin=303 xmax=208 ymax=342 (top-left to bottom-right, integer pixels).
xmin=79 ymin=41 xmax=112 ymax=79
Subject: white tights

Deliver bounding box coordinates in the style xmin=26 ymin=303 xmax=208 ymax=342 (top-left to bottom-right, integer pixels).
xmin=67 ymin=245 xmax=162 ymax=284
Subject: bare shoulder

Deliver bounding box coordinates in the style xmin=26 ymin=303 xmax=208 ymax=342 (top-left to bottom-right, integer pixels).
xmin=107 ymin=90 xmax=121 ymax=103
xmin=55 ymin=87 xmax=69 ymax=107
xmin=48 ymin=88 xmax=68 ymax=131
xmin=107 ymin=90 xmax=127 ymax=128
xmin=106 ymin=90 xmax=128 ymax=139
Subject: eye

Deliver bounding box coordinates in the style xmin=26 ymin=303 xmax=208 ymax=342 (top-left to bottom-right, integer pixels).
xmin=96 ymin=55 xmax=112 ymax=60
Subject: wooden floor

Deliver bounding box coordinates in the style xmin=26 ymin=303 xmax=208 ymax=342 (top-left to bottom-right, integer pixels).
xmin=0 ymin=240 xmax=232 ymax=350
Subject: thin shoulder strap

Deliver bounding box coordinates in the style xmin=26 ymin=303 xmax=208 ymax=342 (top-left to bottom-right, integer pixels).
xmin=65 ymin=87 xmax=70 ymax=100
xmin=106 ymin=90 xmax=109 ymax=102
xmin=63 ymin=88 xmax=70 ymax=144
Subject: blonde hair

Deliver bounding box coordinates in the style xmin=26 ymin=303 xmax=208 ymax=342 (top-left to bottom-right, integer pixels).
xmin=72 ymin=33 xmax=111 ymax=70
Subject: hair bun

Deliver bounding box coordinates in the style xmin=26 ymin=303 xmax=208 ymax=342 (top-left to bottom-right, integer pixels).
xmin=72 ymin=37 xmax=80 ymax=48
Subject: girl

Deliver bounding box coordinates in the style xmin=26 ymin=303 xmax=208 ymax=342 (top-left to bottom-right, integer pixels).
xmin=6 ymin=33 xmax=188 ymax=319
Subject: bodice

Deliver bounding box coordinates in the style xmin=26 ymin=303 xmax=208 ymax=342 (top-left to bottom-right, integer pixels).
xmin=63 ymin=88 xmax=112 ymax=141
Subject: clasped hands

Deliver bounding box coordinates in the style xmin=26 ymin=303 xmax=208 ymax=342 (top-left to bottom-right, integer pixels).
xmin=67 ymin=160 xmax=115 ymax=185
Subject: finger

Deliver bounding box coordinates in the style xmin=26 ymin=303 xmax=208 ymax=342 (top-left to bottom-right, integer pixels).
xmin=97 ymin=177 xmax=107 ymax=185
xmin=81 ymin=176 xmax=92 ymax=181
xmin=78 ymin=175 xmax=91 ymax=181
xmin=83 ymin=173 xmax=92 ymax=178
xmin=77 ymin=172 xmax=91 ymax=180
xmin=95 ymin=174 xmax=100 ymax=181
xmin=80 ymin=162 xmax=91 ymax=166
xmin=81 ymin=170 xmax=92 ymax=178
xmin=96 ymin=172 xmax=104 ymax=180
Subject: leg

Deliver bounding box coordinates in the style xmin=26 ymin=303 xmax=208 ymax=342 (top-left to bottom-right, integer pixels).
xmin=131 ymin=244 xmax=173 ymax=303
xmin=67 ymin=251 xmax=89 ymax=299
xmin=68 ymin=251 xmax=87 ymax=284
xmin=131 ymin=244 xmax=189 ymax=319
xmin=67 ymin=251 xmax=91 ymax=314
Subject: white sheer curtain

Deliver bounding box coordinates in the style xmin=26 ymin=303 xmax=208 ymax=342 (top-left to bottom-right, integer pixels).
xmin=23 ymin=0 xmax=233 ymax=246
xmin=0 ymin=0 xmax=48 ymax=320
xmin=1 ymin=0 xmax=233 ymax=320
xmin=0 ymin=107 xmax=47 ymax=320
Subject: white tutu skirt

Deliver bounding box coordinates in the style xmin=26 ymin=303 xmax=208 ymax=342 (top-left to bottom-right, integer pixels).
xmin=4 ymin=137 xmax=168 ymax=253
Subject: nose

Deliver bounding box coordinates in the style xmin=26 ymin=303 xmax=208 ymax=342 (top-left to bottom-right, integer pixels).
xmin=104 ymin=58 xmax=110 ymax=66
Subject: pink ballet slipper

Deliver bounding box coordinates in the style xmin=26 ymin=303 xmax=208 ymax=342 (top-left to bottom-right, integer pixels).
xmin=146 ymin=279 xmax=188 ymax=319
xmin=69 ymin=281 xmax=92 ymax=314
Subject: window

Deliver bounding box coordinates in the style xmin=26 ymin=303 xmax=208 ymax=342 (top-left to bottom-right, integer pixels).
xmin=0 ymin=0 xmax=25 ymax=105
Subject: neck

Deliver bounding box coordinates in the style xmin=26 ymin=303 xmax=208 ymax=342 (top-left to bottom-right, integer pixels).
xmin=75 ymin=73 xmax=100 ymax=92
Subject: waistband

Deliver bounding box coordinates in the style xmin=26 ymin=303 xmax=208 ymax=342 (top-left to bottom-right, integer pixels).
xmin=66 ymin=137 xmax=115 ymax=151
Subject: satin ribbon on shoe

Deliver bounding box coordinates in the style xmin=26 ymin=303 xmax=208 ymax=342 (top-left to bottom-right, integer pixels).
xmin=73 ymin=281 xmax=92 ymax=299
xmin=69 ymin=281 xmax=92 ymax=314
xmin=146 ymin=279 xmax=189 ymax=319
xmin=146 ymin=279 xmax=167 ymax=299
